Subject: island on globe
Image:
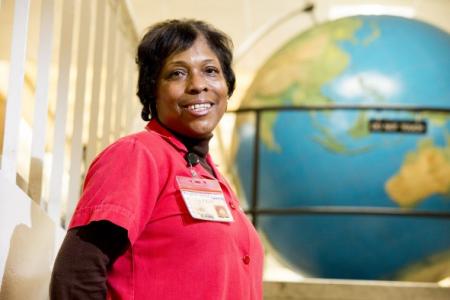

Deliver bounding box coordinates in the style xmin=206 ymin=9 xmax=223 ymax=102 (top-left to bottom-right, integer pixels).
xmin=233 ymin=15 xmax=450 ymax=280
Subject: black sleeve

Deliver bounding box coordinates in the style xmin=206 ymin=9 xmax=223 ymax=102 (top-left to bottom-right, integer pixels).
xmin=49 ymin=221 xmax=129 ymax=300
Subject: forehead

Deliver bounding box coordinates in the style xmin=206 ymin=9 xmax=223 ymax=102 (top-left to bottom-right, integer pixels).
xmin=164 ymin=36 xmax=220 ymax=65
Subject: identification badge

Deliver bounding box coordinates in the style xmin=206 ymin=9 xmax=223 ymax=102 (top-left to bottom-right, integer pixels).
xmin=176 ymin=176 xmax=234 ymax=222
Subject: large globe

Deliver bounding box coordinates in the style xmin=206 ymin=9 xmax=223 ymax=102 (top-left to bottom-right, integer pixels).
xmin=234 ymin=15 xmax=450 ymax=280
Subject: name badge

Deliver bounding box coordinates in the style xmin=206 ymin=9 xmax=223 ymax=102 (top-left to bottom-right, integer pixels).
xmin=176 ymin=176 xmax=234 ymax=222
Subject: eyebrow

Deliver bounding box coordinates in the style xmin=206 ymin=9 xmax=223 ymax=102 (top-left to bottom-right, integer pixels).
xmin=165 ymin=58 xmax=219 ymax=67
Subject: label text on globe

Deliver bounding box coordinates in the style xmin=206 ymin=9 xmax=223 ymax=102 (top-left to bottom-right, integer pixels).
xmin=369 ymin=119 xmax=427 ymax=134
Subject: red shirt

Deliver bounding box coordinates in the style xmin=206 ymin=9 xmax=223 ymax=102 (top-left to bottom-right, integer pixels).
xmin=69 ymin=120 xmax=264 ymax=299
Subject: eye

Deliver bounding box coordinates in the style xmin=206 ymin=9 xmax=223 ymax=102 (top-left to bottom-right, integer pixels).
xmin=204 ymin=66 xmax=220 ymax=76
xmin=167 ymin=69 xmax=187 ymax=80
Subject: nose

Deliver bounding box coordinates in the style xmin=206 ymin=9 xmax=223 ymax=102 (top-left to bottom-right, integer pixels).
xmin=186 ymin=72 xmax=207 ymax=94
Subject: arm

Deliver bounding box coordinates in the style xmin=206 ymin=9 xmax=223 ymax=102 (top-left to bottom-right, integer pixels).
xmin=49 ymin=221 xmax=129 ymax=300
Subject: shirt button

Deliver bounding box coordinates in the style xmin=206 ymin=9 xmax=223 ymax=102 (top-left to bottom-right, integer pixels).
xmin=243 ymin=255 xmax=250 ymax=264
xmin=229 ymin=202 xmax=236 ymax=209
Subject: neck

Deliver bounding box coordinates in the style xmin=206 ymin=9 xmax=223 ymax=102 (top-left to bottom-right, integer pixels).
xmin=157 ymin=120 xmax=212 ymax=157
xmin=177 ymin=135 xmax=211 ymax=158
xmin=156 ymin=120 xmax=214 ymax=175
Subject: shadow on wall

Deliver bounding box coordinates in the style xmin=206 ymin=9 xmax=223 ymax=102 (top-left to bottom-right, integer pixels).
xmin=0 ymin=171 xmax=64 ymax=300
xmin=0 ymin=92 xmax=5 ymax=156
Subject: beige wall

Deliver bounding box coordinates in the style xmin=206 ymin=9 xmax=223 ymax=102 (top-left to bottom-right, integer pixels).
xmin=0 ymin=171 xmax=65 ymax=300
xmin=0 ymin=93 xmax=5 ymax=156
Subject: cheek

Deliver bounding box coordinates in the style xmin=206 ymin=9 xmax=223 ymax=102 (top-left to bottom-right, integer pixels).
xmin=157 ymin=82 xmax=183 ymax=101
xmin=218 ymin=99 xmax=228 ymax=112
xmin=213 ymin=101 xmax=227 ymax=123
xmin=157 ymin=101 xmax=180 ymax=119
xmin=212 ymin=80 xmax=228 ymax=95
xmin=156 ymin=88 xmax=181 ymax=112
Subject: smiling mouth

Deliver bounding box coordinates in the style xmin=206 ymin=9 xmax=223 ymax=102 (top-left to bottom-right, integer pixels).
xmin=184 ymin=103 xmax=213 ymax=113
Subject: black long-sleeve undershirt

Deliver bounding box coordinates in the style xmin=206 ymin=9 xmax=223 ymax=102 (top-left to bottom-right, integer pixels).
xmin=49 ymin=221 xmax=128 ymax=300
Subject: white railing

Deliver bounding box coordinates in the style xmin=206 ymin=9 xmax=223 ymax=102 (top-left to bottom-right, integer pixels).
xmin=0 ymin=0 xmax=141 ymax=227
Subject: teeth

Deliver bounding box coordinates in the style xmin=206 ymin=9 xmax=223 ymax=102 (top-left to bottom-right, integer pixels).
xmin=187 ymin=103 xmax=212 ymax=111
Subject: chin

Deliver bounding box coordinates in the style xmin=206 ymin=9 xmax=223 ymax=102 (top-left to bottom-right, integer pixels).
xmin=189 ymin=131 xmax=214 ymax=139
xmin=187 ymin=127 xmax=214 ymax=138
xmin=187 ymin=123 xmax=216 ymax=138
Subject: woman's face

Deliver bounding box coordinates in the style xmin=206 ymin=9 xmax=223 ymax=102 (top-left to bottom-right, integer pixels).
xmin=155 ymin=36 xmax=229 ymax=138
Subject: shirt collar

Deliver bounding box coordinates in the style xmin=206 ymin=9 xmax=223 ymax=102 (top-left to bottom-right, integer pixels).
xmin=145 ymin=119 xmax=188 ymax=153
xmin=145 ymin=119 xmax=217 ymax=178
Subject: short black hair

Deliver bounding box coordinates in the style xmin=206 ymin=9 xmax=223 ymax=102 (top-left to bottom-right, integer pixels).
xmin=136 ymin=19 xmax=236 ymax=121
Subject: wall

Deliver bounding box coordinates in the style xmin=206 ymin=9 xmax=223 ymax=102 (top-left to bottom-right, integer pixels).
xmin=0 ymin=170 xmax=65 ymax=300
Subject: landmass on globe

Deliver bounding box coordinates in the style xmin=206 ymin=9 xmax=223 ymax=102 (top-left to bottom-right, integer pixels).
xmin=309 ymin=111 xmax=373 ymax=154
xmin=240 ymin=17 xmax=379 ymax=152
xmin=386 ymin=136 xmax=450 ymax=207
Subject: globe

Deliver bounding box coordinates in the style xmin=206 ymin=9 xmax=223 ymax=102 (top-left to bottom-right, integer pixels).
xmin=234 ymin=15 xmax=450 ymax=280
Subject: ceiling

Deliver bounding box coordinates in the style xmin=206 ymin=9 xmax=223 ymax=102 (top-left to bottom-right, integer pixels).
xmin=127 ymin=0 xmax=450 ymax=41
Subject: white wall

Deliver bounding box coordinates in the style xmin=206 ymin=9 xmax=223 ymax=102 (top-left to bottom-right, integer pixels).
xmin=0 ymin=170 xmax=65 ymax=300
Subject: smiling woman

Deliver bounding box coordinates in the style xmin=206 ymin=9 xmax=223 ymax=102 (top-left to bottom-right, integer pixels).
xmin=49 ymin=19 xmax=263 ymax=300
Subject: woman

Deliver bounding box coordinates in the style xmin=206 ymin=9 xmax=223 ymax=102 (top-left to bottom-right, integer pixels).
xmin=50 ymin=19 xmax=264 ymax=299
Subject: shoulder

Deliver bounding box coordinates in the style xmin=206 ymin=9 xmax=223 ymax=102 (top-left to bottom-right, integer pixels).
xmin=98 ymin=129 xmax=163 ymax=157
xmin=89 ymin=130 xmax=162 ymax=170
xmin=83 ymin=131 xmax=164 ymax=189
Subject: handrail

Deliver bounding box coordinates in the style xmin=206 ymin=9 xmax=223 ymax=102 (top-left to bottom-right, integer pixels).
xmin=0 ymin=0 xmax=140 ymax=227
xmin=245 ymin=207 xmax=450 ymax=218
xmin=231 ymin=104 xmax=450 ymax=113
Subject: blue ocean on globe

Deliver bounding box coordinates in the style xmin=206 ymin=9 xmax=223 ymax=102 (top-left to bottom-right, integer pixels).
xmin=234 ymin=15 xmax=450 ymax=280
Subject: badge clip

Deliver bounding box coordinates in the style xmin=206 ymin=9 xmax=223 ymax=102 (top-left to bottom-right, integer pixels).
xmin=185 ymin=152 xmax=200 ymax=177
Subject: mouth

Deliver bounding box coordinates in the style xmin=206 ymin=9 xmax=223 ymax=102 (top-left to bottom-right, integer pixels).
xmin=183 ymin=102 xmax=214 ymax=115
